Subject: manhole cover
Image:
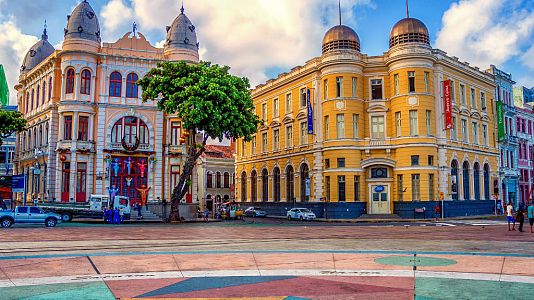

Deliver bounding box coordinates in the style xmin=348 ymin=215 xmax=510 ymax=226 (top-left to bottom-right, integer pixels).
xmin=375 ymin=256 xmax=457 ymax=267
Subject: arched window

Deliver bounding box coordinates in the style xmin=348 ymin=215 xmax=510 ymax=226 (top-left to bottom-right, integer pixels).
xmin=65 ymin=68 xmax=75 ymax=94
xmin=273 ymin=167 xmax=281 ymax=202
xmin=48 ymin=77 xmax=52 ymax=101
xmin=33 ymin=128 xmax=36 ymax=149
xmin=223 ymin=172 xmax=230 ymax=188
xmin=451 ymin=160 xmax=458 ymax=200
xmin=109 ymin=71 xmax=122 ymax=97
xmin=80 ymin=69 xmax=91 ymax=95
xmin=22 ymin=133 xmax=26 ymax=151
xmin=215 ymin=172 xmax=221 ymax=188
xmin=126 ymin=73 xmax=139 ymax=98
xmin=286 ymin=165 xmax=294 ymax=202
xmin=31 ymin=89 xmax=34 ymax=111
xmin=206 ymin=172 xmax=213 ymax=188
xmin=42 ymin=80 xmax=46 ymax=104
xmin=300 ymin=163 xmax=309 ymax=202
xmin=262 ymin=169 xmax=268 ymax=202
xmin=111 ymin=116 xmax=150 ymax=145
xmin=241 ymin=172 xmax=247 ymax=201
xmin=36 ymin=85 xmax=40 ymax=108
xmin=26 ymin=92 xmax=29 ymax=113
xmin=45 ymin=122 xmax=49 ymax=145
xmin=462 ymin=161 xmax=470 ymax=200
xmin=39 ymin=125 xmax=43 ymax=147
xmin=484 ymin=164 xmax=490 ymax=200
xmin=473 ymin=162 xmax=480 ymax=200
xmin=251 ymin=170 xmax=257 ymax=202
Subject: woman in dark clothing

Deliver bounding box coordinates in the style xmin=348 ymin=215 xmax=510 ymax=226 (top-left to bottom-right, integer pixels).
xmin=516 ymin=204 xmax=526 ymax=232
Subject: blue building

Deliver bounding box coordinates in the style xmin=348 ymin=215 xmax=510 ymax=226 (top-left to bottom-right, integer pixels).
xmin=487 ymin=65 xmax=518 ymax=208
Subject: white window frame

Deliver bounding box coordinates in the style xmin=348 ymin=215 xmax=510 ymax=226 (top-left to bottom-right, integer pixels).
xmin=395 ymin=111 xmax=401 ymax=137
xmin=352 ymin=114 xmax=359 ymax=138
xmin=273 ymin=98 xmax=279 ymax=118
xmin=273 ymin=129 xmax=280 ymax=151
xmin=370 ymin=78 xmax=384 ymax=100
xmin=336 ymin=76 xmax=343 ymax=98
xmin=262 ymin=132 xmax=268 ymax=153
xmin=409 ymin=110 xmax=418 ymax=136
xmin=352 ymin=77 xmax=357 ymax=98
xmin=336 ymin=114 xmax=345 ymax=139
xmin=286 ymin=125 xmax=293 ymax=148
xmin=299 ymin=121 xmax=308 ymax=145
xmin=286 ymin=93 xmax=292 ymax=114
xmin=370 ymin=114 xmax=385 ymax=139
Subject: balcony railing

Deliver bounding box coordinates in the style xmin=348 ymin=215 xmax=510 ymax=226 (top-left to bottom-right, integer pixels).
xmin=108 ymin=142 xmax=151 ymax=151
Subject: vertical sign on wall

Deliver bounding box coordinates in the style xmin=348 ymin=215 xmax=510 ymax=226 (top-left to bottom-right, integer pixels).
xmin=443 ymin=80 xmax=453 ymax=130
xmin=307 ymin=89 xmax=314 ymax=134
xmin=496 ymin=100 xmax=505 ymax=141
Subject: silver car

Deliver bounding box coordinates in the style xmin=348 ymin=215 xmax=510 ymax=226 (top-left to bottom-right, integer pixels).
xmin=287 ymin=208 xmax=316 ymax=221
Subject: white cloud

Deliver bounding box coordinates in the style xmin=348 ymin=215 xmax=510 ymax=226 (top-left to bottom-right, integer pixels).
xmin=129 ymin=0 xmax=372 ymax=86
xmin=517 ymin=75 xmax=534 ymax=88
xmin=0 ymin=18 xmax=38 ymax=105
xmin=100 ymin=0 xmax=134 ymax=41
xmin=520 ymin=44 xmax=534 ymax=70
xmin=436 ymin=0 xmax=534 ymax=69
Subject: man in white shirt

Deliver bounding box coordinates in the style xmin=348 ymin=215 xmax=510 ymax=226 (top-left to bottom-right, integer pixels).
xmin=507 ymin=202 xmax=516 ymax=231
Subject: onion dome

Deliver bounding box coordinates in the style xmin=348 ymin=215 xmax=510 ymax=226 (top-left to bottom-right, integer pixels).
xmin=389 ymin=17 xmax=429 ymax=48
xmin=64 ymin=0 xmax=101 ymax=44
xmin=20 ymin=26 xmax=55 ymax=74
xmin=164 ymin=5 xmax=199 ymax=53
xmin=322 ymin=25 xmax=361 ymax=54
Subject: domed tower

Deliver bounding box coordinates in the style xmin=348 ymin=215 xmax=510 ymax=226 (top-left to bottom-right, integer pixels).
xmin=20 ymin=25 xmax=55 ymax=75
xmin=164 ymin=5 xmax=199 ymax=62
xmin=62 ymin=0 xmax=101 ymax=52
xmin=322 ymin=25 xmax=361 ymax=54
xmin=389 ymin=4 xmax=429 ymax=49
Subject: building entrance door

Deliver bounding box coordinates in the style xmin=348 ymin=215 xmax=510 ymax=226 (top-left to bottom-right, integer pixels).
xmin=370 ymin=185 xmax=390 ymax=214
xmin=109 ymin=156 xmax=149 ymax=205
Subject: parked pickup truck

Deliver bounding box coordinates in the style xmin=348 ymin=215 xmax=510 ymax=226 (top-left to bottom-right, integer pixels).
xmin=38 ymin=195 xmax=131 ymax=222
xmin=0 ymin=206 xmax=62 ymax=228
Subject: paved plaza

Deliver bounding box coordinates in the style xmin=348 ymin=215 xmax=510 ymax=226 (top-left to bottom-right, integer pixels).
xmin=1 ymin=220 xmax=534 ymax=299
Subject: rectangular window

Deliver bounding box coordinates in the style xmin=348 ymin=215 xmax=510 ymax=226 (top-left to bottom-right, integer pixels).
xmin=337 ymin=158 xmax=345 ymax=168
xmin=395 ymin=112 xmax=402 ymax=137
xmin=481 ymin=92 xmax=486 ymax=110
xmin=286 ymin=93 xmax=292 ymax=113
xmin=300 ymin=88 xmax=307 ymax=107
xmin=352 ymin=114 xmax=359 ymax=138
xmin=412 ymin=174 xmax=420 ymax=201
xmin=262 ymin=103 xmax=267 ymax=121
xmin=76 ymin=162 xmax=87 ymax=194
xmin=61 ymin=162 xmax=70 ymax=195
xmin=251 ymin=136 xmax=256 ymax=154
xmin=338 ymin=176 xmax=346 ymax=202
xmin=411 ymin=155 xmax=419 ymax=166
xmin=78 ymin=116 xmax=89 ymax=141
xmin=300 ymin=122 xmax=307 ymax=145
xmin=262 ymin=132 xmax=267 ymax=152
xmin=325 ymin=158 xmax=330 ymax=169
xmin=286 ymin=125 xmax=293 ymax=148
xmin=336 ymin=114 xmax=345 ymax=138
xmin=273 ymin=98 xmax=279 ymax=117
xmin=470 ymin=87 xmax=476 ymax=108
xmin=397 ymin=175 xmax=403 ymax=201
xmin=325 ymin=176 xmax=330 ymax=201
xmin=451 ymin=116 xmax=457 ymax=140
xmin=336 ymin=76 xmax=343 ymax=98
xmin=170 ymin=165 xmax=180 ymax=193
xmin=371 ymin=79 xmax=383 ymax=100
xmin=428 ymin=155 xmax=434 ymax=166
xmin=450 ymin=80 xmax=455 ymax=102
xmin=273 ymin=129 xmax=279 ymax=151
xmin=354 ymin=175 xmax=360 ymax=201
xmin=472 ymin=122 xmax=478 ymax=144
xmin=64 ymin=115 xmax=72 ymax=140
xmin=394 ymin=74 xmax=400 ymax=95
xmin=371 ymin=116 xmax=385 ymax=139
xmin=241 ymin=140 xmax=246 ymax=157
xmin=323 ymin=79 xmax=328 ymax=100
xmin=408 ymin=71 xmax=416 ymax=93
xmin=352 ymin=77 xmax=357 ymax=98
xmin=429 ymin=174 xmax=434 ymax=201
xmin=460 ymin=84 xmax=466 ymax=105
xmin=482 ymin=124 xmax=488 ymax=146
xmin=324 ymin=115 xmax=329 ymax=140
xmin=461 ymin=119 xmax=468 ymax=142
xmin=409 ymin=110 xmax=418 ymax=136
xmin=424 ymin=72 xmax=429 ymax=93
xmin=170 ymin=121 xmax=181 ymax=146
xmin=426 ymin=110 xmax=431 ymax=136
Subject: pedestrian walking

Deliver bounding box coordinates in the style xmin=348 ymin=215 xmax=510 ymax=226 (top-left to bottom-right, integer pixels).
xmin=434 ymin=203 xmax=441 ymax=221
xmin=507 ymin=202 xmax=516 ymax=231
xmin=203 ymin=206 xmax=209 ymax=222
xmin=528 ymin=200 xmax=534 ymax=234
xmin=516 ymin=203 xmax=526 ymax=233
xmin=136 ymin=203 xmax=143 ymax=220
xmin=496 ymin=201 xmax=502 ymax=215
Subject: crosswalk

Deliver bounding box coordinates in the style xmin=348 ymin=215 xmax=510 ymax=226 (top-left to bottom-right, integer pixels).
xmin=436 ymin=220 xmax=507 ymax=226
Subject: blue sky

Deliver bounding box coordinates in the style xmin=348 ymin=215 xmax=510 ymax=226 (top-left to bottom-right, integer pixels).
xmin=0 ymin=0 xmax=533 ymax=104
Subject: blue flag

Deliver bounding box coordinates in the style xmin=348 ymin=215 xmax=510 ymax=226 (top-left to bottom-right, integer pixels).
xmin=307 ymin=89 xmax=313 ymax=134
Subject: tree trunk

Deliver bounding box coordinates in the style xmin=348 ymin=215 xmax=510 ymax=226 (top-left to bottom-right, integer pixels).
xmin=168 ymin=144 xmax=206 ymax=221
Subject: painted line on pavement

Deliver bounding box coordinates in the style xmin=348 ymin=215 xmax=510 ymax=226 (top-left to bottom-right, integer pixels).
xmin=1 ymin=269 xmax=533 ymax=289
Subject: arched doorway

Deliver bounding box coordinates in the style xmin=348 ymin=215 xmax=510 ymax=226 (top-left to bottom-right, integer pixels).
xmin=273 ymin=167 xmax=281 ymax=202
xmin=261 ymin=169 xmax=268 ymax=202
xmin=250 ymin=170 xmax=257 ymax=202
xmin=451 ymin=160 xmax=459 ymax=200
xmin=300 ymin=164 xmax=309 ymax=202
xmin=483 ymin=164 xmax=490 ymax=200
xmin=286 ymin=166 xmax=294 ymax=202
xmin=473 ymin=162 xmax=480 ymax=200
xmin=206 ymin=194 xmax=213 ymax=212
xmin=462 ymin=161 xmax=470 ymax=200
xmin=241 ymin=172 xmax=247 ymax=201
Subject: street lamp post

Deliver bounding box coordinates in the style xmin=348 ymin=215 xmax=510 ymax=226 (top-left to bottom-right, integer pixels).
xmin=34 ymin=149 xmax=47 ymax=202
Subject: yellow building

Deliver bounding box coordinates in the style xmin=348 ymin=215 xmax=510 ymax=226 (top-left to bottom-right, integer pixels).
xmin=235 ymin=15 xmax=499 ymax=218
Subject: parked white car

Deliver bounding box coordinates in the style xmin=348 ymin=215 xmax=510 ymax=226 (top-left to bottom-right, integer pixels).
xmin=287 ymin=208 xmax=316 ymax=221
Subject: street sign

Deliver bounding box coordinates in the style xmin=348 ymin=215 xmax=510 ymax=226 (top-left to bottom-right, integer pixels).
xmin=12 ymin=175 xmax=25 ymax=193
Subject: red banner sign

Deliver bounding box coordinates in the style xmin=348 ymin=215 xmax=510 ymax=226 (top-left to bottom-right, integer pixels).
xmin=443 ymin=80 xmax=453 ymax=130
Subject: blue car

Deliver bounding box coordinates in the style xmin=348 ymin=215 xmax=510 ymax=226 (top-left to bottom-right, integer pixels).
xmin=0 ymin=206 xmax=63 ymax=228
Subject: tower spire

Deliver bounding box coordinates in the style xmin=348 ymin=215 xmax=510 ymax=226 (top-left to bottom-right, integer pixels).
xmin=42 ymin=20 xmax=48 ymax=40
xmin=406 ymin=0 xmax=409 ymax=18
xmin=338 ymin=0 xmax=342 ymax=25
xmin=181 ymin=1 xmax=184 ymax=14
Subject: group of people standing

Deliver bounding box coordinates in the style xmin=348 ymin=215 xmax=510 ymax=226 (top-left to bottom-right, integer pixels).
xmin=507 ymin=200 xmax=534 ymax=233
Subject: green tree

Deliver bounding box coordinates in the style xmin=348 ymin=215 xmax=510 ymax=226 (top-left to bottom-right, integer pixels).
xmin=0 ymin=109 xmax=26 ymax=146
xmin=138 ymin=61 xmax=260 ymax=221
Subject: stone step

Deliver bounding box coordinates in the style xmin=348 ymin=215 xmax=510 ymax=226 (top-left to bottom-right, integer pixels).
xmin=358 ymin=214 xmax=402 ymax=220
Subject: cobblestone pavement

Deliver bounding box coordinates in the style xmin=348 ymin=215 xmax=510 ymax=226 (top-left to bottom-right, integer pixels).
xmin=1 ymin=221 xmax=533 ymax=299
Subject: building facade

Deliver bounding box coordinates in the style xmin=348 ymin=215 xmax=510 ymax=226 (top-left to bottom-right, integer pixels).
xmin=196 ymin=144 xmax=235 ymax=211
xmin=235 ymin=15 xmax=499 ymax=218
xmin=0 ymin=105 xmax=17 ymax=202
xmin=14 ymin=1 xmax=200 ymax=206
xmin=513 ymin=86 xmax=534 ymax=207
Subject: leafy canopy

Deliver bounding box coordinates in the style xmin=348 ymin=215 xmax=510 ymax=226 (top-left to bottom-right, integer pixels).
xmin=0 ymin=109 xmax=26 ymax=144
xmin=138 ymin=61 xmax=260 ymax=142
